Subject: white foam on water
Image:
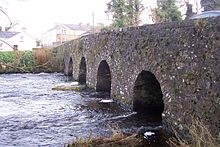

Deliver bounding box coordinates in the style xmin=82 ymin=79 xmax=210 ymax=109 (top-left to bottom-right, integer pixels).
xmin=104 ymin=112 xmax=137 ymax=121
xmin=0 ymin=100 xmax=21 ymax=116
xmin=55 ymin=82 xmax=79 ymax=87
xmin=144 ymin=131 xmax=155 ymax=139
xmin=99 ymin=99 xmax=114 ymax=103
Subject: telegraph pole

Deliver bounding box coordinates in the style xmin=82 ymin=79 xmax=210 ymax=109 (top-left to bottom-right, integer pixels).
xmin=92 ymin=12 xmax=94 ymax=33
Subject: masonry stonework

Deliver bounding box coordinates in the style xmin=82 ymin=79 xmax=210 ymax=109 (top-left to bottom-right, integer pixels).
xmin=55 ymin=17 xmax=220 ymax=137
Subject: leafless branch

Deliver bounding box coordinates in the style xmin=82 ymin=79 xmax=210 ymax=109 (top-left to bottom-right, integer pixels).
xmin=0 ymin=8 xmax=13 ymax=28
xmin=0 ymin=39 xmax=14 ymax=49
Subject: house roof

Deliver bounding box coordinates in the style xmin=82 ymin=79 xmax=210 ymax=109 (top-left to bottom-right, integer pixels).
xmin=63 ymin=24 xmax=91 ymax=31
xmin=0 ymin=31 xmax=19 ymax=39
xmin=47 ymin=23 xmax=91 ymax=32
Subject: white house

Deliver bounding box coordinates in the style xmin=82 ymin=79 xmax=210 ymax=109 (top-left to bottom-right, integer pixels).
xmin=0 ymin=31 xmax=36 ymax=51
xmin=41 ymin=23 xmax=92 ymax=47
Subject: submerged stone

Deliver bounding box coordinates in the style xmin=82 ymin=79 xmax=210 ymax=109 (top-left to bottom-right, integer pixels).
xmin=52 ymin=84 xmax=87 ymax=91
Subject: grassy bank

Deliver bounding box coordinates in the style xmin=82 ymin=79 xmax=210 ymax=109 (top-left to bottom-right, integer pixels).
xmin=0 ymin=49 xmax=61 ymax=73
xmin=65 ymin=117 xmax=220 ymax=147
xmin=65 ymin=125 xmax=170 ymax=147
xmin=66 ymin=134 xmax=144 ymax=147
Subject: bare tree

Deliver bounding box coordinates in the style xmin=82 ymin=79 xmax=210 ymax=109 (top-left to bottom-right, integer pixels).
xmin=185 ymin=1 xmax=196 ymax=19
xmin=177 ymin=0 xmax=200 ymax=19
xmin=0 ymin=0 xmax=17 ymax=50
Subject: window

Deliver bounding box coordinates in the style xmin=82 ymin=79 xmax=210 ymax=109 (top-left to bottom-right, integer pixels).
xmin=0 ymin=43 xmax=3 ymax=50
xmin=57 ymin=36 xmax=61 ymax=41
xmin=62 ymin=29 xmax=66 ymax=34
xmin=13 ymin=45 xmax=18 ymax=51
xmin=20 ymin=36 xmax=24 ymax=42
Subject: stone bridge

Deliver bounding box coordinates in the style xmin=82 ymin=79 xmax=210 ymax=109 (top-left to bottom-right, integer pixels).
xmin=55 ymin=17 xmax=220 ymax=137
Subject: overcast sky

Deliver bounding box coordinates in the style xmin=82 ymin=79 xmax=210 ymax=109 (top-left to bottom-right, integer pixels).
xmin=0 ymin=0 xmax=200 ymax=39
xmin=0 ymin=0 xmax=111 ymax=38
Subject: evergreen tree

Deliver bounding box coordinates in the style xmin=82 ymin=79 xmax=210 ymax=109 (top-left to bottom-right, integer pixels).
xmin=106 ymin=0 xmax=129 ymax=28
xmin=106 ymin=0 xmax=143 ymax=28
xmin=127 ymin=0 xmax=144 ymax=26
xmin=152 ymin=0 xmax=182 ymax=23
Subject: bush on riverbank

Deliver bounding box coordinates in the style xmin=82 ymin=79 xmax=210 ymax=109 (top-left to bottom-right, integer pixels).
xmin=0 ymin=51 xmax=35 ymax=73
xmin=0 ymin=49 xmax=61 ymax=73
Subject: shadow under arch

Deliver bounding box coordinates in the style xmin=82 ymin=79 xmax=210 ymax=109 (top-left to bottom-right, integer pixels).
xmin=78 ymin=57 xmax=86 ymax=85
xmin=61 ymin=58 xmax=65 ymax=72
xmin=96 ymin=60 xmax=111 ymax=96
xmin=67 ymin=57 xmax=73 ymax=76
xmin=133 ymin=70 xmax=164 ymax=121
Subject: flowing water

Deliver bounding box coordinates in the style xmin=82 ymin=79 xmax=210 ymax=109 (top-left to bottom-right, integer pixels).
xmin=0 ymin=73 xmax=166 ymax=147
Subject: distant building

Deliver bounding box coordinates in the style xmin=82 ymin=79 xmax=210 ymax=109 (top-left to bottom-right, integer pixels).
xmin=0 ymin=30 xmax=36 ymax=51
xmin=41 ymin=23 xmax=92 ymax=47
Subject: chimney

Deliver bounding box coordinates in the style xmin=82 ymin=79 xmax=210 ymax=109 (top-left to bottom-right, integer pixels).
xmin=5 ymin=27 xmax=10 ymax=31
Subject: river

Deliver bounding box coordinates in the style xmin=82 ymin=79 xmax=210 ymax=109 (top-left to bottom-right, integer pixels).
xmin=0 ymin=73 xmax=165 ymax=147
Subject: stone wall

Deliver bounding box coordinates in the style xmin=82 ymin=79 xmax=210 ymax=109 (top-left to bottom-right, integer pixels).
xmin=55 ymin=17 xmax=220 ymax=137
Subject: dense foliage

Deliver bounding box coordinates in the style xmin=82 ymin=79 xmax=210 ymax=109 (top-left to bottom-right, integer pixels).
xmin=0 ymin=51 xmax=16 ymax=63
xmin=0 ymin=51 xmax=36 ymax=72
xmin=106 ymin=0 xmax=143 ymax=28
xmin=18 ymin=51 xmax=35 ymax=68
xmin=152 ymin=0 xmax=182 ymax=23
xmin=127 ymin=0 xmax=144 ymax=26
xmin=0 ymin=49 xmax=61 ymax=73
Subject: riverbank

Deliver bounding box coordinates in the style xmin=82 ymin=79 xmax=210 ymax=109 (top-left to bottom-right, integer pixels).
xmin=66 ymin=121 xmax=220 ymax=147
xmin=66 ymin=134 xmax=146 ymax=147
xmin=66 ymin=126 xmax=171 ymax=147
xmin=0 ymin=49 xmax=62 ymax=73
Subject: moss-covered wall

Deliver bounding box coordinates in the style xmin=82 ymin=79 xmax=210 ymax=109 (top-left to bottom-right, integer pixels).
xmin=55 ymin=17 xmax=220 ymax=137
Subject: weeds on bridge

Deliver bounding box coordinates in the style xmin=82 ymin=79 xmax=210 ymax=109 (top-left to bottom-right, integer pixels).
xmin=168 ymin=117 xmax=219 ymax=147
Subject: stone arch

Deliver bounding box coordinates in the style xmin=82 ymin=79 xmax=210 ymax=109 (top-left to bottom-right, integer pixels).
xmin=96 ymin=60 xmax=111 ymax=95
xmin=78 ymin=57 xmax=86 ymax=85
xmin=133 ymin=70 xmax=164 ymax=117
xmin=67 ymin=57 xmax=73 ymax=76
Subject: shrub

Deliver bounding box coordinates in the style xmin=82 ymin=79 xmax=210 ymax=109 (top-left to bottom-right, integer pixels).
xmin=0 ymin=51 xmax=16 ymax=63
